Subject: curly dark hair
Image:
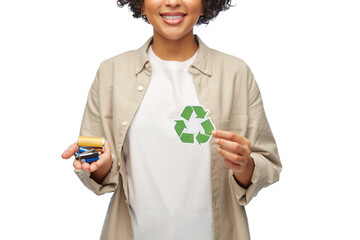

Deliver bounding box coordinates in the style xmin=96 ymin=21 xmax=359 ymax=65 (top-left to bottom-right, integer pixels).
xmin=116 ymin=0 xmax=233 ymax=25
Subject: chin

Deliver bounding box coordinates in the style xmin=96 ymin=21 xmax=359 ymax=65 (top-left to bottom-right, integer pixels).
xmin=157 ymin=29 xmax=192 ymax=41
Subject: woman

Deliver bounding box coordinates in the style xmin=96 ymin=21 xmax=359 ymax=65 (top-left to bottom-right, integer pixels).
xmin=62 ymin=0 xmax=281 ymax=239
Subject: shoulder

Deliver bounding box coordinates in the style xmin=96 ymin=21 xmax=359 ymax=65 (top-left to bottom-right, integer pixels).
xmin=98 ymin=37 xmax=152 ymax=70
xmin=205 ymin=47 xmax=255 ymax=87
xmin=204 ymin=47 xmax=258 ymax=97
xmin=100 ymin=50 xmax=138 ymax=67
xmin=210 ymin=48 xmax=250 ymax=74
xmin=94 ymin=49 xmax=139 ymax=81
xmin=196 ymin=36 xmax=251 ymax=76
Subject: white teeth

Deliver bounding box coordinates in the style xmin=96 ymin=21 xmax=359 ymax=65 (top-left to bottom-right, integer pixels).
xmin=162 ymin=15 xmax=184 ymax=20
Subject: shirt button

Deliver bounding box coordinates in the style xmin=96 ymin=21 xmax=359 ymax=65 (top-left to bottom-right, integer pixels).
xmin=121 ymin=121 xmax=128 ymax=127
xmin=137 ymin=85 xmax=144 ymax=92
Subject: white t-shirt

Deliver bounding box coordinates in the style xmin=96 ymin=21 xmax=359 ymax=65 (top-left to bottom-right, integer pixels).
xmin=123 ymin=46 xmax=214 ymax=240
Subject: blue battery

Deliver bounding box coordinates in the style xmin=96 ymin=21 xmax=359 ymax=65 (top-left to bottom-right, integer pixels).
xmin=79 ymin=147 xmax=93 ymax=153
xmin=84 ymin=156 xmax=99 ymax=163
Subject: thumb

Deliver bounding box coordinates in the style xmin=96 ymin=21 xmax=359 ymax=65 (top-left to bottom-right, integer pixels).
xmin=61 ymin=142 xmax=78 ymax=159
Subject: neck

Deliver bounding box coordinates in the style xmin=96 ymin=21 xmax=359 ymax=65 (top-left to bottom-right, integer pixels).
xmin=151 ymin=30 xmax=198 ymax=61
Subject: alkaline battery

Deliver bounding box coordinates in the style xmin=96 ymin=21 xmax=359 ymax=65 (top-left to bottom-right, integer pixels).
xmin=75 ymin=151 xmax=100 ymax=160
xmin=79 ymin=147 xmax=104 ymax=153
xmin=78 ymin=136 xmax=105 ymax=148
xmin=79 ymin=147 xmax=95 ymax=153
xmin=82 ymin=156 xmax=99 ymax=163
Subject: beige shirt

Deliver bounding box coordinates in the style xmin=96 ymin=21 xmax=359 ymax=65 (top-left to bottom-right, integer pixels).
xmin=76 ymin=36 xmax=282 ymax=240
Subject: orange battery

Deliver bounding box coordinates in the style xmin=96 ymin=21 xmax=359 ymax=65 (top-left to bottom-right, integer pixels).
xmin=78 ymin=136 xmax=105 ymax=148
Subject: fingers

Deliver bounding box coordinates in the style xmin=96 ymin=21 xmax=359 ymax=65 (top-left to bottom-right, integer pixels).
xmin=87 ymin=140 xmax=112 ymax=172
xmin=63 ymin=142 xmax=92 ymax=171
xmin=217 ymin=146 xmax=247 ymax=166
xmin=212 ymin=130 xmax=250 ymax=155
xmin=66 ymin=140 xmax=112 ymax=172
xmin=89 ymin=140 xmax=110 ymax=171
xmin=73 ymin=155 xmax=101 ymax=172
xmin=215 ymin=137 xmax=250 ymax=156
xmin=82 ymin=161 xmax=91 ymax=171
xmin=73 ymin=158 xmax=82 ymax=170
xmin=73 ymin=159 xmax=96 ymax=172
xmin=62 ymin=142 xmax=78 ymax=159
xmin=212 ymin=129 xmax=250 ymax=145
xmin=212 ymin=129 xmax=251 ymax=173
xmin=99 ymin=140 xmax=111 ymax=162
xmin=224 ymin=158 xmax=246 ymax=172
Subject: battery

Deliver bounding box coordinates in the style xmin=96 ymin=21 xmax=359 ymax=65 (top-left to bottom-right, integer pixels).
xmin=75 ymin=151 xmax=100 ymax=160
xmin=79 ymin=147 xmax=94 ymax=153
xmin=78 ymin=136 xmax=105 ymax=148
xmin=82 ymin=157 xmax=99 ymax=163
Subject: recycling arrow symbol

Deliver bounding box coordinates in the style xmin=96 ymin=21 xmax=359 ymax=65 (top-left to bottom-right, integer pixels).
xmin=174 ymin=105 xmax=215 ymax=145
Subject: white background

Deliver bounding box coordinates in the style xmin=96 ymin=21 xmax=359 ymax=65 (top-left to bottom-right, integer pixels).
xmin=1 ymin=0 xmax=359 ymax=239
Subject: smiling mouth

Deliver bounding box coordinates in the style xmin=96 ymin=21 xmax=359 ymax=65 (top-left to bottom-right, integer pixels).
xmin=161 ymin=15 xmax=185 ymax=20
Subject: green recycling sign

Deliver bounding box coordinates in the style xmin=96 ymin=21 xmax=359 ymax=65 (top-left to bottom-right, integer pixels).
xmin=174 ymin=105 xmax=215 ymax=146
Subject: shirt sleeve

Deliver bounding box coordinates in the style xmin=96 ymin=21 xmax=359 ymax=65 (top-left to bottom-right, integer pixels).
xmin=74 ymin=66 xmax=120 ymax=195
xmin=229 ymin=67 xmax=282 ymax=205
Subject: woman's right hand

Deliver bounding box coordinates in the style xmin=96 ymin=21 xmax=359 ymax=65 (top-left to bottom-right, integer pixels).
xmin=61 ymin=140 xmax=113 ymax=183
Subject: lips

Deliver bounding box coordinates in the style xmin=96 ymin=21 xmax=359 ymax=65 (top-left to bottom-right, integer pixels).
xmin=161 ymin=12 xmax=187 ymax=25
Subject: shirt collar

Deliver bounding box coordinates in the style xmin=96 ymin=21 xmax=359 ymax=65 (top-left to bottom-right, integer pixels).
xmin=135 ymin=35 xmax=212 ymax=76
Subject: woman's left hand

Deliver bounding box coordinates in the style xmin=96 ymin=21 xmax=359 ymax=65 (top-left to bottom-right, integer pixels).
xmin=212 ymin=130 xmax=255 ymax=188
